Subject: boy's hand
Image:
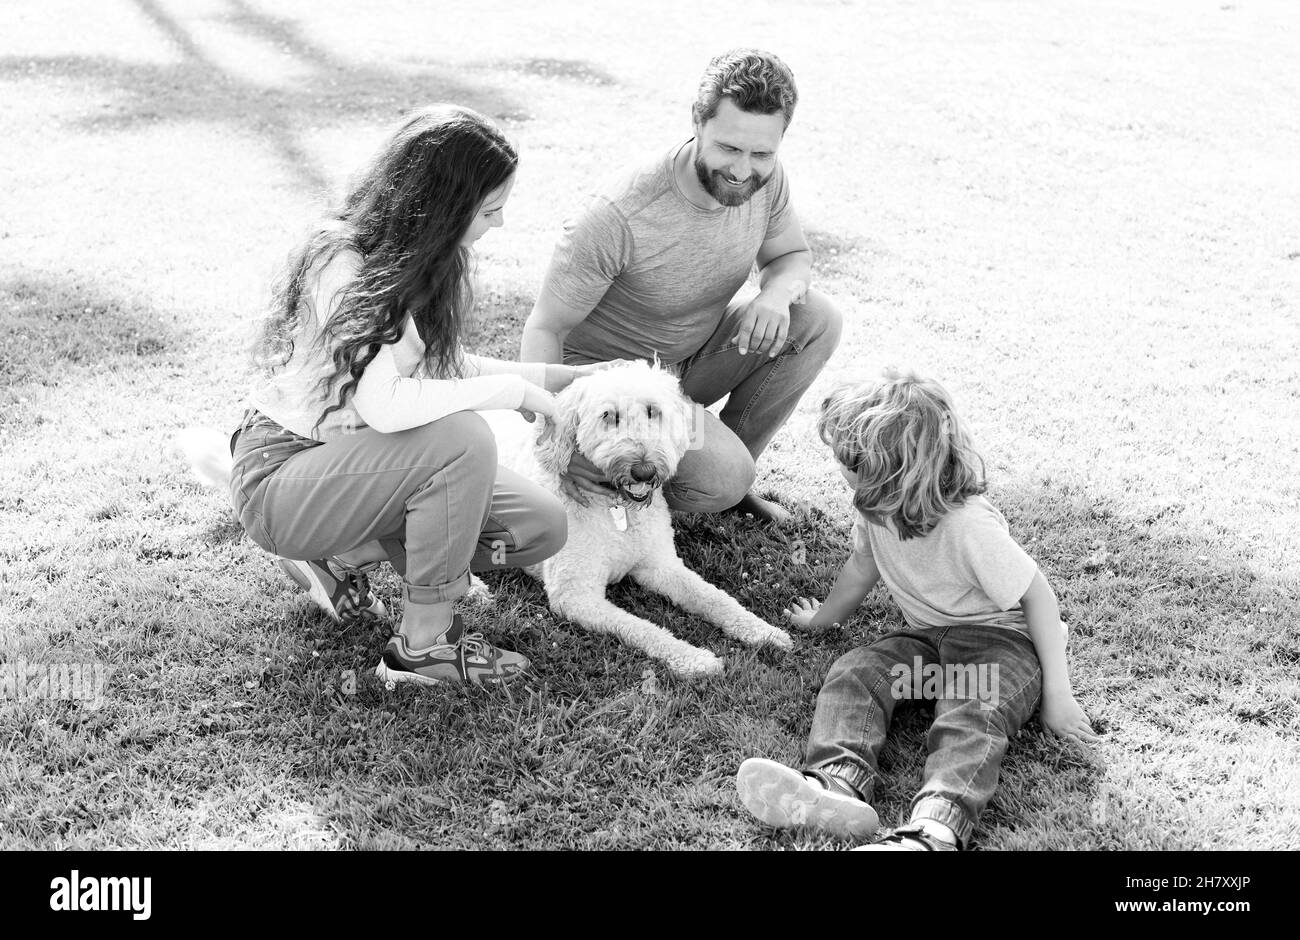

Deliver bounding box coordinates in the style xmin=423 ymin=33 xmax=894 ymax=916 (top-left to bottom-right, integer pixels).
xmin=782 ymin=597 xmax=826 ymax=631
xmin=1040 ymin=691 xmax=1099 ymax=743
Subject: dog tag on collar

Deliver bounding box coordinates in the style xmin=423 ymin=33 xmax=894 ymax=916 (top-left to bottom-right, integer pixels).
xmin=609 ymin=504 xmax=628 ymax=531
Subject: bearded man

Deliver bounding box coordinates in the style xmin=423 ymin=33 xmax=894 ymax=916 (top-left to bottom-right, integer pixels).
xmin=521 ymin=48 xmax=842 ymax=524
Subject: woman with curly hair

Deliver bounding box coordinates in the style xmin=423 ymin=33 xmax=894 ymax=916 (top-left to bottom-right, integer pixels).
xmin=232 ymin=104 xmax=599 ymax=687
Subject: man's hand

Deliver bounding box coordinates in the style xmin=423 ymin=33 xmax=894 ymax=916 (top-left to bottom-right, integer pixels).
xmin=1040 ymin=691 xmax=1100 ymax=743
xmin=731 ymin=287 xmax=800 ymax=357
xmin=561 ymin=451 xmax=617 ymax=506
xmin=782 ymin=596 xmax=825 ymax=631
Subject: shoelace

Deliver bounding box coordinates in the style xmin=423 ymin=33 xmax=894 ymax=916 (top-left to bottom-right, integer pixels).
xmin=348 ymin=570 xmax=372 ymax=601
xmin=458 ymin=632 xmax=494 ymax=657
xmin=329 ymin=559 xmax=381 ymax=609
xmin=883 ymin=826 xmax=949 ymax=850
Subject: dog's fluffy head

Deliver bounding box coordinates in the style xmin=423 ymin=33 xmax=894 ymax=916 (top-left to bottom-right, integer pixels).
xmin=535 ymin=361 xmax=695 ymax=505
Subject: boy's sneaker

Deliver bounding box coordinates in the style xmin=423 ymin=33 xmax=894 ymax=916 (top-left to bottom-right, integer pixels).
xmin=852 ymin=823 xmax=958 ymax=851
xmin=277 ymin=557 xmax=388 ymax=625
xmin=374 ymin=614 xmax=529 ymax=687
xmin=735 ymin=757 xmax=879 ymax=841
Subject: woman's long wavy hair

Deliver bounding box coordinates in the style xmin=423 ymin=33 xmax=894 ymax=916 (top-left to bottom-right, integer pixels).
xmin=818 ymin=368 xmax=987 ymax=540
xmin=253 ymin=104 xmax=517 ymax=431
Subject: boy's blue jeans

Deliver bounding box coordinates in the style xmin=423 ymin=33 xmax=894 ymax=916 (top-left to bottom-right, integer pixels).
xmin=804 ymin=624 xmax=1043 ymax=847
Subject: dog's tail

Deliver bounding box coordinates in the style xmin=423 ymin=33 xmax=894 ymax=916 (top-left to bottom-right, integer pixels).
xmin=176 ymin=427 xmax=234 ymax=489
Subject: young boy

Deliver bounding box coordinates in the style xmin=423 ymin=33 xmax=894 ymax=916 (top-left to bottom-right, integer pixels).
xmin=736 ymin=369 xmax=1097 ymax=849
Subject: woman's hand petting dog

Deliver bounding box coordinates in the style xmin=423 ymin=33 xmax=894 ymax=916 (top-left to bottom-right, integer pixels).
xmin=545 ymin=359 xmax=636 ymax=393
xmin=516 ymin=382 xmax=558 ymax=426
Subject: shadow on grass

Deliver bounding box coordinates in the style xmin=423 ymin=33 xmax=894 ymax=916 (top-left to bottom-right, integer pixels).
xmin=200 ymin=517 xmax=245 ymax=547
xmin=485 ymin=56 xmax=619 ymax=86
xmin=0 ymin=273 xmax=190 ymax=394
xmin=0 ymin=0 xmax=534 ymax=194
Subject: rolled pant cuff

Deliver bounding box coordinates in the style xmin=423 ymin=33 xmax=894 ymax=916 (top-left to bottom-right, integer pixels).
xmin=404 ymin=571 xmax=471 ymax=605
xmin=806 ymin=761 xmax=876 ymax=802
xmin=910 ymin=796 xmax=974 ymax=847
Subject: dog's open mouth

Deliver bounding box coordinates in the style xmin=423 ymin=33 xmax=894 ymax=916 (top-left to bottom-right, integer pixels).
xmin=616 ymin=481 xmax=656 ymax=504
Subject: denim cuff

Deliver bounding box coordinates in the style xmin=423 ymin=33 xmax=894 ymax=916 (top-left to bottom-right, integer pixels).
xmin=807 ymin=760 xmax=876 ymax=803
xmin=404 ymin=570 xmax=471 ymax=605
xmin=910 ymin=795 xmax=974 ymax=848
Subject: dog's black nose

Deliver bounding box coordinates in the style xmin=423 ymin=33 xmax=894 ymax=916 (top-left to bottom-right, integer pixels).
xmin=631 ymin=462 xmax=657 ymax=482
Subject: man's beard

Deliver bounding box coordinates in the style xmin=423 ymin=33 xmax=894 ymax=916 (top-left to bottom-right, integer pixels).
xmin=693 ymin=151 xmax=771 ymax=207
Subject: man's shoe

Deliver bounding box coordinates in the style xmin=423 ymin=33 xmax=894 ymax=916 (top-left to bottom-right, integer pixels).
xmin=735 ymin=757 xmax=879 ymax=840
xmin=277 ymin=557 xmax=387 ymax=625
xmin=851 ymin=824 xmax=959 ymax=851
xmin=374 ymin=614 xmax=529 ymax=687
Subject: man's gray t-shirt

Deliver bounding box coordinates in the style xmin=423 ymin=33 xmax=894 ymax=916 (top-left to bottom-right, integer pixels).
xmin=538 ymin=140 xmax=794 ymax=366
xmin=852 ymin=495 xmax=1040 ymax=636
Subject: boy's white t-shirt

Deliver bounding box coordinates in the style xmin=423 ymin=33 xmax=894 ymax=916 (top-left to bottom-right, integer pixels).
xmin=852 ymin=495 xmax=1039 ymax=636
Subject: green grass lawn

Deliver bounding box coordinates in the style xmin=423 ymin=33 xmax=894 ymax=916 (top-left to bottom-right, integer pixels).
xmin=1 ymin=0 xmax=1297 ymax=850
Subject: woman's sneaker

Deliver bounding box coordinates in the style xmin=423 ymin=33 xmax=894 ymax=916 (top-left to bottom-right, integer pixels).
xmin=277 ymin=557 xmax=388 ymax=625
xmin=374 ymin=614 xmax=529 ymax=687
xmin=736 ymin=757 xmax=879 ymax=841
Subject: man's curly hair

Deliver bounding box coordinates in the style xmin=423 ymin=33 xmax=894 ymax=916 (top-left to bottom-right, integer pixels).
xmin=692 ymin=49 xmax=798 ymax=129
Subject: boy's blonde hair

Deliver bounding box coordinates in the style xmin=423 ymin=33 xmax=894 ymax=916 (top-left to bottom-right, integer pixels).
xmin=818 ymin=368 xmax=986 ymax=540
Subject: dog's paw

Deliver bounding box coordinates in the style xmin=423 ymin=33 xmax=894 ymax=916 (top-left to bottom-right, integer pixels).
xmin=465 ymin=575 xmax=495 ymax=603
xmin=725 ymin=616 xmax=794 ymax=651
xmin=754 ymin=623 xmax=794 ymax=651
xmin=667 ymin=649 xmax=724 ymax=679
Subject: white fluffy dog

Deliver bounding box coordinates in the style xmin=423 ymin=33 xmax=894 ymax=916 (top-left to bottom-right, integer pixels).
xmin=510 ymin=360 xmax=792 ymax=678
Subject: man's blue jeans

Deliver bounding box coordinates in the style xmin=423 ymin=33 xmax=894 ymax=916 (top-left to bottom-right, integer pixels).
xmin=565 ymin=286 xmax=842 ymax=512
xmin=804 ymin=623 xmax=1043 ymax=847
